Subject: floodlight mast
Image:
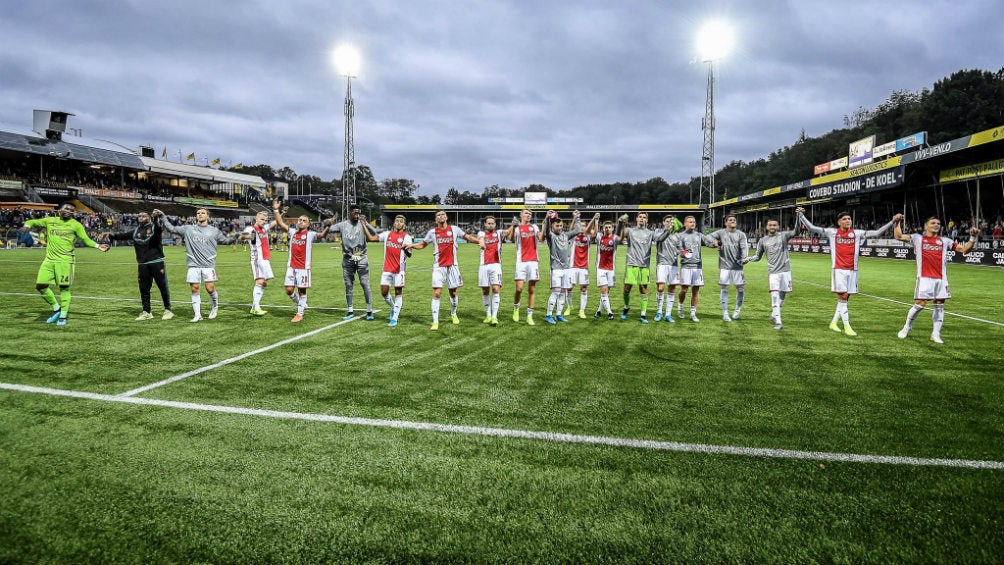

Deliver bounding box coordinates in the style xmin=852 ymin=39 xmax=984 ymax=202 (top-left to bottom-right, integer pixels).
xmin=699 ymin=60 xmax=716 ymax=229
xmin=341 ymin=74 xmax=356 ymax=221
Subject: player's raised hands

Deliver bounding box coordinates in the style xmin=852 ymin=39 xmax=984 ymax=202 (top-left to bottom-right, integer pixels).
xmin=794 ymin=207 xmax=805 ymax=215
xmin=892 ymin=213 xmax=905 ymax=223
xmin=969 ymin=227 xmax=981 ymax=237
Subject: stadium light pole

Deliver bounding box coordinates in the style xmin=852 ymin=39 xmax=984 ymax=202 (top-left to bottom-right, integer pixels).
xmin=332 ymin=44 xmax=361 ymax=220
xmin=696 ymin=20 xmax=733 ymax=229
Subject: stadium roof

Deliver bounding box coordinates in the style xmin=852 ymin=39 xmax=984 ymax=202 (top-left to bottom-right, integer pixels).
xmin=0 ymin=125 xmax=145 ymax=169
xmin=139 ymin=156 xmax=266 ymax=187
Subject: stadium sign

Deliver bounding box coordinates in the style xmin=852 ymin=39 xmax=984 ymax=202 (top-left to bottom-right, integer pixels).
xmin=806 ymin=167 xmax=904 ymax=200
xmin=938 ymin=158 xmax=1004 ymax=183
xmin=143 ymin=194 xmax=176 ymax=202
xmin=0 ymin=179 xmax=22 ymax=190
xmin=848 ymin=135 xmax=876 ymax=168
xmin=78 ymin=186 xmax=142 ymax=199
xmin=787 ymin=238 xmax=1004 ymax=266
xmin=33 ymin=186 xmax=77 ymax=197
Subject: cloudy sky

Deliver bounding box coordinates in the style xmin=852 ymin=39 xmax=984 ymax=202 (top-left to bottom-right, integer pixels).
xmin=1 ymin=1 xmax=1001 ymax=198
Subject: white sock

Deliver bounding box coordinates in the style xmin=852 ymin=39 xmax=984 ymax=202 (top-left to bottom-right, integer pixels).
xmin=656 ymin=291 xmax=665 ymax=315
xmin=771 ymin=292 xmax=781 ymax=321
xmin=720 ymin=288 xmax=729 ymax=315
xmin=932 ymin=304 xmax=945 ymax=336
xmin=252 ymin=284 xmax=264 ymax=309
xmin=833 ymin=300 xmax=844 ymax=324
xmin=210 ymin=290 xmax=219 ymax=308
xmin=450 ymin=296 xmax=458 ymax=315
xmin=690 ymin=306 xmax=697 ymax=318
xmin=384 ymin=294 xmax=395 ymax=308
xmin=288 ymin=292 xmax=299 ymax=305
xmin=736 ymin=288 xmax=745 ymax=311
xmin=191 ymin=292 xmax=201 ymax=316
xmin=905 ymin=304 xmax=923 ymax=329
xmin=483 ymin=294 xmax=491 ymax=316
xmin=491 ymin=292 xmax=500 ymax=318
xmin=393 ymin=295 xmax=402 ymax=321
xmin=580 ymin=290 xmax=588 ymax=312
xmin=547 ymin=291 xmax=558 ymax=315
xmin=839 ymin=301 xmax=850 ymax=325
xmin=297 ymin=293 xmax=306 ymax=314
xmin=666 ymin=293 xmax=675 ymax=316
xmin=431 ymin=297 xmax=440 ymax=323
xmin=556 ymin=291 xmax=566 ymax=316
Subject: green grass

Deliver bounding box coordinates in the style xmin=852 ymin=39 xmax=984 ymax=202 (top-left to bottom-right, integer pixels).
xmin=1 ymin=242 xmax=1002 ymax=563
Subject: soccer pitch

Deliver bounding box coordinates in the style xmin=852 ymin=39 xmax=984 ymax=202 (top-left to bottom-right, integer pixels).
xmin=1 ymin=242 xmax=1002 ymax=563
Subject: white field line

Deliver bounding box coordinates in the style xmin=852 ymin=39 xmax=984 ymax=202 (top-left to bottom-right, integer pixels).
xmin=116 ymin=312 xmax=372 ymax=397
xmin=1 ymin=381 xmax=1001 ymax=470
xmin=793 ymin=280 xmax=1004 ymax=328
xmin=0 ymin=291 xmax=352 ymax=312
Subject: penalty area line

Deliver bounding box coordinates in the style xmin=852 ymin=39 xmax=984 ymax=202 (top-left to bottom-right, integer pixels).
xmin=793 ymin=280 xmax=1004 ymax=328
xmin=0 ymin=382 xmax=1002 ymax=470
xmin=116 ymin=313 xmax=373 ymax=397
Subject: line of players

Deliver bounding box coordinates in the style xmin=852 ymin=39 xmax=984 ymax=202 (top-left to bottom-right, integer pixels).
xmin=22 ymin=201 xmax=980 ymax=343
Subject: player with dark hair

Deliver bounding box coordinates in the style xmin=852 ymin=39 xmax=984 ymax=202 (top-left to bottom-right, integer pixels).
xmin=675 ymin=215 xmax=718 ymax=322
xmin=272 ymin=201 xmax=332 ymax=322
xmin=797 ymin=207 xmax=902 ymax=335
xmin=100 ymin=210 xmax=172 ymax=321
xmin=407 ymin=210 xmax=480 ymax=330
xmin=159 ymin=208 xmax=236 ymax=322
xmin=708 ymin=214 xmax=749 ymax=322
xmin=330 ymin=205 xmax=379 ymax=321
xmin=893 ymin=215 xmax=979 ymax=343
xmin=477 ymin=216 xmax=504 ymax=326
xmin=619 ymin=212 xmax=655 ymax=323
xmin=743 ymin=217 xmax=798 ymax=330
xmin=21 ymin=202 xmax=109 ymax=326
xmin=540 ymin=210 xmax=583 ymax=324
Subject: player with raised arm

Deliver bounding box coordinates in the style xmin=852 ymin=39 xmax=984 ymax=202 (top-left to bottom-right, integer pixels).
xmin=619 ymin=212 xmax=655 ymax=323
xmin=20 ymin=202 xmax=109 ymax=326
xmin=502 ymin=208 xmax=540 ymax=325
xmin=272 ymin=200 xmax=332 ymax=322
xmin=742 ymin=217 xmax=798 ymax=330
xmin=893 ymin=216 xmax=979 ymax=343
xmin=372 ymin=214 xmax=412 ymax=327
xmin=593 ymin=218 xmax=622 ymax=320
xmin=653 ymin=215 xmax=683 ymax=322
xmin=100 ymin=210 xmax=173 ymax=321
xmin=797 ymin=207 xmax=903 ymax=336
xmin=159 ymin=208 xmax=236 ymax=322
xmin=675 ymin=215 xmax=719 ymax=322
xmin=568 ymin=213 xmax=600 ymax=318
xmin=407 ymin=209 xmax=480 ymax=330
xmin=239 ymin=209 xmax=279 ymax=317
xmin=540 ymin=210 xmax=583 ymax=324
xmin=477 ymin=216 xmax=504 ymax=326
xmin=330 ymin=205 xmax=379 ymax=321
xmin=708 ymin=215 xmax=750 ymax=322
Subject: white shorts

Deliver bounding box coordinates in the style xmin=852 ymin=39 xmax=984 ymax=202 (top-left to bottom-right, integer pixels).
xmin=514 ymin=260 xmax=540 ymax=282
xmin=432 ymin=265 xmax=463 ymax=289
xmin=718 ymin=269 xmax=746 ymax=287
xmin=656 ymin=264 xmax=679 ymax=285
xmin=768 ymin=272 xmax=793 ymax=293
xmin=569 ymin=267 xmax=590 ymax=286
xmin=831 ymin=269 xmax=859 ymax=294
xmin=549 ymin=268 xmax=572 ymax=289
xmin=915 ymin=276 xmax=951 ymax=300
xmin=381 ymin=271 xmax=406 ymax=288
xmin=284 ymin=267 xmax=312 ymax=288
xmin=596 ymin=269 xmax=616 ymax=288
xmin=251 ymin=258 xmax=274 ymax=281
xmin=678 ymin=268 xmax=704 ymax=287
xmin=186 ymin=267 xmax=218 ymax=284
xmin=478 ymin=263 xmax=503 ymax=287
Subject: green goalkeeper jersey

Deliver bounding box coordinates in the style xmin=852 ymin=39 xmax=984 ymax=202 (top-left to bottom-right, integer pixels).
xmin=25 ymin=216 xmax=99 ymax=261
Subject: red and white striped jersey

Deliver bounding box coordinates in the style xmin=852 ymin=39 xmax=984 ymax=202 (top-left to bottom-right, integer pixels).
xmin=513 ymin=224 xmax=539 ymax=262
xmin=479 ymin=230 xmax=502 ymax=265
xmin=380 ymin=230 xmax=412 ymax=274
xmin=596 ymin=234 xmax=618 ymax=271
xmin=287 ymin=228 xmax=318 ymax=269
xmin=910 ymin=234 xmax=956 ymax=279
xmin=572 ymin=233 xmax=592 ymax=269
xmin=249 ymin=224 xmax=272 ymax=262
xmin=423 ymin=225 xmax=466 ymax=267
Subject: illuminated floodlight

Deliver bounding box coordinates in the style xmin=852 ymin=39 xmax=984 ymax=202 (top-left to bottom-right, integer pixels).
xmin=331 ymin=44 xmax=361 ymax=76
xmin=696 ymin=20 xmax=734 ymax=62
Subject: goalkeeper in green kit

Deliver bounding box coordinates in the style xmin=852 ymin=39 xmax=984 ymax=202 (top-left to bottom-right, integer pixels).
xmin=20 ymin=202 xmax=109 ymax=326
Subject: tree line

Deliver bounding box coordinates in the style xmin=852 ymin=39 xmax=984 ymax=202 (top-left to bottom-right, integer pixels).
xmin=227 ymin=68 xmax=1003 ymax=207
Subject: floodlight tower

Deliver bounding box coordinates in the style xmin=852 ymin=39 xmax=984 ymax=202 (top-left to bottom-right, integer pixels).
xmin=333 ymin=45 xmax=361 ymax=220
xmin=696 ymin=21 xmax=733 ymax=228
